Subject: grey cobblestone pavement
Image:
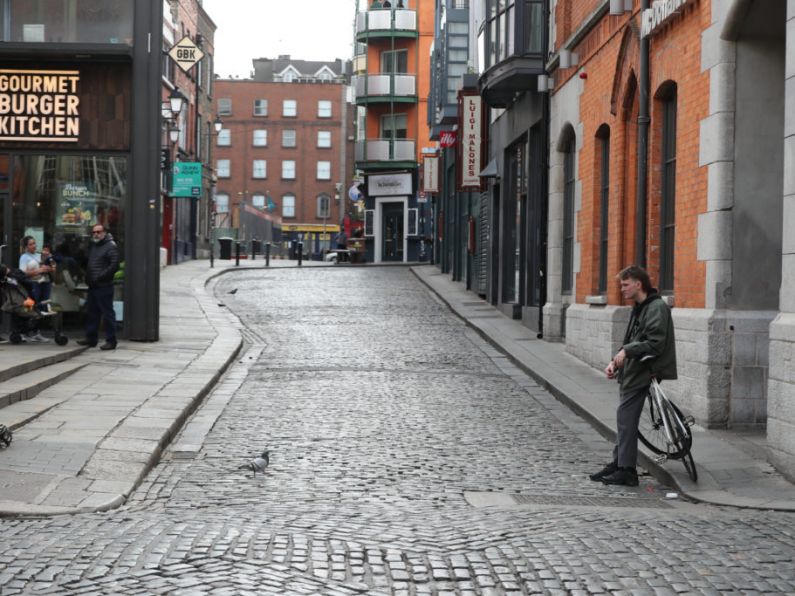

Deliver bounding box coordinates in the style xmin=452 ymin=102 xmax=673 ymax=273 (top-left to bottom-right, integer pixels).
xmin=1 ymin=267 xmax=794 ymax=594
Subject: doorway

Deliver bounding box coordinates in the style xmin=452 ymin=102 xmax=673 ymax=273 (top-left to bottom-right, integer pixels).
xmin=0 ymin=154 xmax=9 ymax=267
xmin=382 ymin=203 xmax=404 ymax=262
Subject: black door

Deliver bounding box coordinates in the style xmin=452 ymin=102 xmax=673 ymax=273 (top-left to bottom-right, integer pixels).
xmin=382 ymin=203 xmax=403 ymax=262
xmin=0 ymin=154 xmax=10 ymax=268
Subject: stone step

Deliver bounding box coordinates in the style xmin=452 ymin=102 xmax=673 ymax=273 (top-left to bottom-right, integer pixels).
xmin=0 ymin=360 xmax=88 ymax=429
xmin=0 ymin=344 xmax=86 ymax=384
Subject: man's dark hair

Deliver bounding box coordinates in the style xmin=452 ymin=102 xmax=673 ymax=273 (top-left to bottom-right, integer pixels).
xmin=617 ymin=265 xmax=653 ymax=293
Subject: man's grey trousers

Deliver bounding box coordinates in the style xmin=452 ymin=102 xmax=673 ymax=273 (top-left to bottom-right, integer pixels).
xmin=613 ymin=384 xmax=651 ymax=468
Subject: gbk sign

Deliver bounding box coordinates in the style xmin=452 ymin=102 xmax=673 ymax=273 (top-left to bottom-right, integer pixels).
xmin=168 ymin=36 xmax=205 ymax=73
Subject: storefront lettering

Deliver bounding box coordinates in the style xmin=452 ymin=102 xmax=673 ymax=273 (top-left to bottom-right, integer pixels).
xmin=641 ymin=0 xmax=688 ymax=38
xmin=0 ymin=69 xmax=80 ymax=142
xmin=460 ymin=95 xmax=482 ymax=189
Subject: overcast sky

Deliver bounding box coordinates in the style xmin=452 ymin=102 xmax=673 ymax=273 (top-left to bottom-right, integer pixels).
xmin=202 ymin=0 xmax=358 ymax=78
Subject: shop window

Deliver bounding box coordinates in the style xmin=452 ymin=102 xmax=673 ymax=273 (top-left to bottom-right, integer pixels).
xmin=282 ymin=193 xmax=296 ymax=218
xmin=596 ymin=125 xmax=610 ymax=294
xmin=562 ymin=137 xmax=575 ymax=294
xmin=660 ymin=87 xmax=677 ymax=294
xmin=283 ymin=99 xmax=297 ymax=117
xmin=217 ymin=129 xmax=231 ymax=146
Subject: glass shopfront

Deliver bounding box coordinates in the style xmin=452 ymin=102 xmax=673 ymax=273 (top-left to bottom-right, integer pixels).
xmin=0 ymin=0 xmax=133 ymax=44
xmin=2 ymin=153 xmax=126 ymax=322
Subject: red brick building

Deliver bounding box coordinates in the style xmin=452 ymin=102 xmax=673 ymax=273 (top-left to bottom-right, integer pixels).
xmin=213 ymin=58 xmax=354 ymax=255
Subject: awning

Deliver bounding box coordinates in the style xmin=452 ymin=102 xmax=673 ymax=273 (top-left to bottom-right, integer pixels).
xmin=479 ymin=159 xmax=499 ymax=178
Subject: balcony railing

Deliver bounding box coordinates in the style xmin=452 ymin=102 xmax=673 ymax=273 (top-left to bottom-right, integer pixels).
xmin=352 ymin=54 xmax=367 ymax=74
xmin=355 ymin=138 xmax=417 ymax=164
xmin=353 ymin=74 xmax=417 ymax=103
xmin=355 ymin=9 xmax=418 ymax=40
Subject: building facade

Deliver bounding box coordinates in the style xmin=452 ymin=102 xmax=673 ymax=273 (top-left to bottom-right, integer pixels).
xmin=213 ymin=57 xmax=353 ymax=257
xmin=546 ymin=0 xmax=795 ymax=478
xmin=161 ymin=0 xmax=217 ymax=264
xmin=354 ymin=0 xmax=435 ymax=263
xmin=0 ymin=0 xmax=164 ymax=340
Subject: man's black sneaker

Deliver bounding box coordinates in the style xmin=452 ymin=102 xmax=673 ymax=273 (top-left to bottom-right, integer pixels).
xmin=589 ymin=461 xmax=618 ymax=482
xmin=76 ymin=339 xmax=97 ymax=347
xmin=100 ymin=341 xmax=117 ymax=351
xmin=601 ymin=467 xmax=639 ymax=486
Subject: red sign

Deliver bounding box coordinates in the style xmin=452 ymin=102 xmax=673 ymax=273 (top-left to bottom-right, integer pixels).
xmin=439 ymin=130 xmax=457 ymax=148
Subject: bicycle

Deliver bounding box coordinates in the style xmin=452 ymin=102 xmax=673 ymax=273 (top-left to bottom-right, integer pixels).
xmin=637 ymin=378 xmax=698 ymax=482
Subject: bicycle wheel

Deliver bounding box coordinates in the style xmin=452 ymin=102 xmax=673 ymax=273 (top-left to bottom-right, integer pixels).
xmin=638 ymin=394 xmax=691 ymax=459
xmin=682 ymin=448 xmax=698 ymax=482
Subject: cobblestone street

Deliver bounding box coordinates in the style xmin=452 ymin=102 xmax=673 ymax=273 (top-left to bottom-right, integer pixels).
xmin=2 ymin=267 xmax=795 ymax=595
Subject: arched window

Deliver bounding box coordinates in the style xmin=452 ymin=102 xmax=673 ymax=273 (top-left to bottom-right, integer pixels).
xmin=658 ymin=83 xmax=677 ymax=293
xmin=596 ymin=124 xmax=610 ymax=294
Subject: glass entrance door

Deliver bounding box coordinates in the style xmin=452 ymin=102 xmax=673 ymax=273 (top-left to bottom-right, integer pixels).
xmin=382 ymin=203 xmax=403 ymax=261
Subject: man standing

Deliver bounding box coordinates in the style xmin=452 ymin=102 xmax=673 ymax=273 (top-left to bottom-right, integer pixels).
xmin=590 ymin=265 xmax=677 ymax=486
xmin=77 ymin=224 xmax=120 ymax=350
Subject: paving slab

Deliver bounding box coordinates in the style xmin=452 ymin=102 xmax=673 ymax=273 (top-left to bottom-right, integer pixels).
xmin=411 ymin=264 xmax=795 ymax=511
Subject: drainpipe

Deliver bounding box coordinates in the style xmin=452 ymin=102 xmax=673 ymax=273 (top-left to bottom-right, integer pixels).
xmin=635 ymin=0 xmax=650 ymax=267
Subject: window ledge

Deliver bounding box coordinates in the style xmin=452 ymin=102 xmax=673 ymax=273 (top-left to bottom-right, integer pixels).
xmin=585 ymin=295 xmax=608 ymax=305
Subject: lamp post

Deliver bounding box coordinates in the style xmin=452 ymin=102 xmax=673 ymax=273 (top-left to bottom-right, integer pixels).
xmin=207 ymin=115 xmax=223 ymax=267
xmin=161 ymin=87 xmax=185 ymax=266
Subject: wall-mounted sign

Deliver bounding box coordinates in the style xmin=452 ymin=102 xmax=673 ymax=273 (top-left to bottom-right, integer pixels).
xmin=640 ymin=0 xmax=689 ymax=38
xmin=0 ymin=69 xmax=80 ymax=142
xmin=171 ymin=162 xmax=202 ymax=198
xmin=367 ymin=172 xmax=412 ymax=196
xmin=457 ymin=93 xmax=485 ymax=191
xmin=423 ymin=157 xmax=439 ymax=193
xmin=440 ymin=130 xmax=457 ymax=148
xmin=168 ymin=36 xmax=205 ymax=73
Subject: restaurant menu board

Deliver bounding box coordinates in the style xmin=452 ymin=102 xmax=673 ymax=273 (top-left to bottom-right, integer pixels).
xmin=57 ymin=183 xmax=95 ymax=228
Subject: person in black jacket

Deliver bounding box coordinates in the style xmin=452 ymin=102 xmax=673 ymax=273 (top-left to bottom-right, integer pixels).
xmin=77 ymin=224 xmax=120 ymax=350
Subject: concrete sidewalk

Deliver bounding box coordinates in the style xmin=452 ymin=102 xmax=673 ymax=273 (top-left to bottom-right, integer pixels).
xmin=0 ymin=258 xmax=325 ymax=516
xmin=412 ymin=265 xmax=795 ymax=511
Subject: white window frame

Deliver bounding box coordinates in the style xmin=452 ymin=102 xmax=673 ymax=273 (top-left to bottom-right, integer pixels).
xmin=252 ymin=193 xmax=266 ymax=208
xmin=217 ymin=128 xmax=231 ymax=146
xmin=253 ymin=129 xmax=268 ymax=147
xmin=253 ymin=99 xmax=268 ymax=116
xmin=216 ymin=159 xmax=230 ymax=178
xmin=282 ymin=160 xmax=296 ymax=179
xmin=282 ymin=129 xmax=296 ymax=148
xmin=215 ymin=193 xmax=230 ymax=213
xmin=316 ymin=194 xmax=331 ymax=218
xmin=317 ymin=130 xmax=331 ymax=148
xmin=252 ymin=160 xmax=267 ymax=179
xmin=283 ymin=99 xmax=297 ymax=117
xmin=316 ymin=160 xmax=331 ymax=180
xmin=317 ymin=100 xmax=332 ymax=118
xmin=218 ymin=98 xmax=232 ymax=116
xmin=282 ymin=193 xmax=296 ymax=217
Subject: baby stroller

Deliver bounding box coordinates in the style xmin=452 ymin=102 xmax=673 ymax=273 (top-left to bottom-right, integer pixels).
xmin=0 ymin=264 xmax=69 ymax=346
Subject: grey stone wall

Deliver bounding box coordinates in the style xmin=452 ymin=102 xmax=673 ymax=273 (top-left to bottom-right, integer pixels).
xmin=565 ymin=305 xmax=629 ymax=370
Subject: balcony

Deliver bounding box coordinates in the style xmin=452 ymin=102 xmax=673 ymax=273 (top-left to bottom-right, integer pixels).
xmin=353 ymin=54 xmax=367 ymax=74
xmin=477 ymin=0 xmax=547 ymax=108
xmin=355 ymin=138 xmax=417 ymax=169
xmin=355 ymin=9 xmax=418 ymax=41
xmin=353 ymin=74 xmax=417 ymax=104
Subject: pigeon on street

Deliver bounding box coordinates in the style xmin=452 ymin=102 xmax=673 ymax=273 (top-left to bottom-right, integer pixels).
xmin=228 ymin=288 xmax=238 ymax=295
xmin=239 ymin=450 xmax=270 ymax=477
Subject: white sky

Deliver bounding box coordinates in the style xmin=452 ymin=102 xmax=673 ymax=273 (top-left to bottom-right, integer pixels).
xmin=202 ymin=0 xmax=358 ymax=78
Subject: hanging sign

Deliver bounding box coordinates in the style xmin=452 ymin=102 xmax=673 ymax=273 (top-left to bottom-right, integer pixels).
xmin=367 ymin=172 xmax=412 ymax=196
xmin=168 ymin=36 xmax=205 ymax=72
xmin=640 ymin=0 xmax=689 ymax=38
xmin=0 ymin=69 xmax=80 ymax=142
xmin=457 ymin=92 xmax=485 ymax=191
xmin=423 ymin=157 xmax=439 ymax=193
xmin=439 ymin=130 xmax=457 ymax=147
xmin=171 ymin=162 xmax=202 ymax=197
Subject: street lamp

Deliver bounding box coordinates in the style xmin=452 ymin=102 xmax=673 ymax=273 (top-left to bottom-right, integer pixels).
xmin=213 ymin=115 xmax=223 ymax=134
xmin=168 ymin=87 xmax=186 ymax=116
xmin=168 ymin=123 xmax=180 ymax=144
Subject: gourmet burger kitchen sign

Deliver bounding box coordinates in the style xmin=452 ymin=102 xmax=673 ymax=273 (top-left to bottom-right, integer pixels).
xmin=0 ymin=69 xmax=80 ymax=142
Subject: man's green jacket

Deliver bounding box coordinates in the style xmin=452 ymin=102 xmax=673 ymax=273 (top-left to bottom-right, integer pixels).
xmin=619 ymin=294 xmax=678 ymax=391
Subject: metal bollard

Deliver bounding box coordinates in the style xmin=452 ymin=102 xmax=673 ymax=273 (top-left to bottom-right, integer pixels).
xmin=265 ymin=242 xmax=271 ymax=267
xmin=235 ymin=241 xmax=241 ymax=266
xmin=297 ymin=242 xmax=303 ymax=267
xmin=210 ymin=240 xmax=214 ymax=268
xmin=251 ymin=241 xmax=256 ymax=261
